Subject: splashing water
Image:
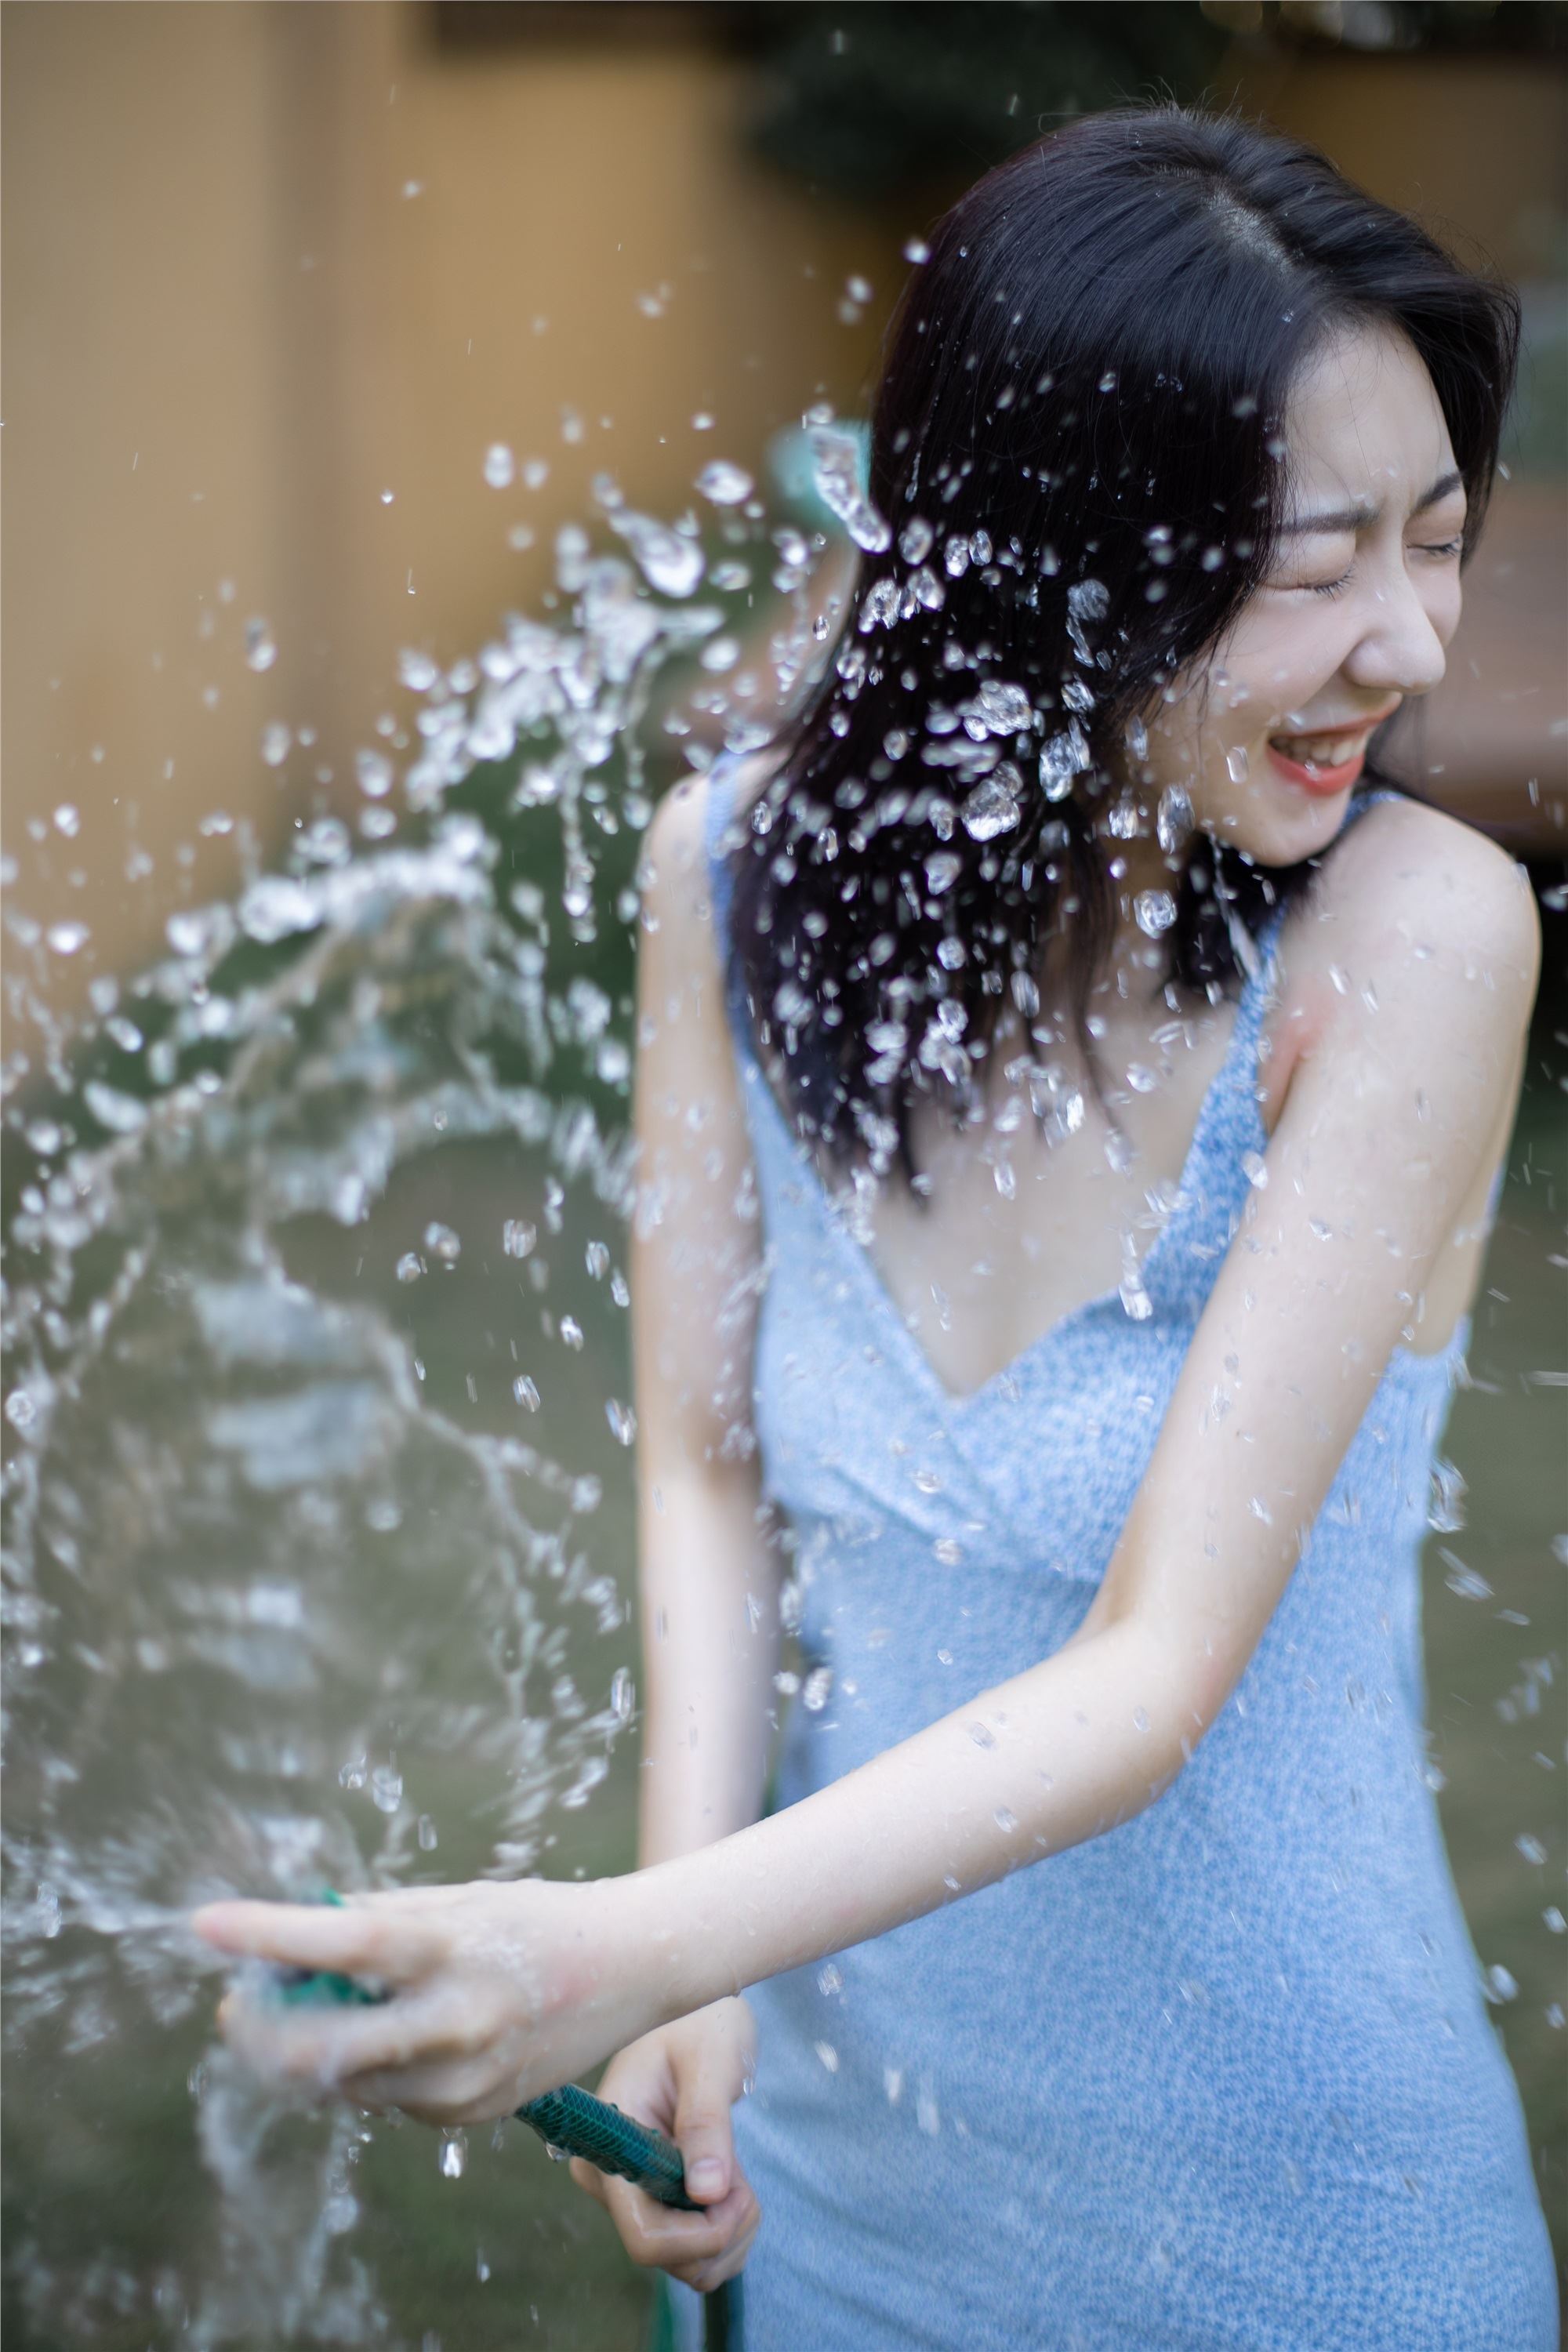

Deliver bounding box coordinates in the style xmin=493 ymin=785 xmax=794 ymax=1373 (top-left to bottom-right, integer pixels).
xmin=0 ymin=503 xmax=791 ymax=2344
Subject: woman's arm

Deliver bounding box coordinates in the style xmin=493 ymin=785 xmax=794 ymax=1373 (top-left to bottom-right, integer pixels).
xmin=191 ymin=802 xmax=1539 ymax=2122
xmin=608 ymin=800 xmax=1540 ymax=2023
xmin=628 ymin=775 xmax=780 ymax=1870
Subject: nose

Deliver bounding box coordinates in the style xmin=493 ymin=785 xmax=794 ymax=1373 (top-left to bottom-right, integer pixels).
xmin=1344 ymin=555 xmax=1452 ymax=701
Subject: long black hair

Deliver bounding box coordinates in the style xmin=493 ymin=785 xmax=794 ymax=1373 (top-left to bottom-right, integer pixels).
xmin=720 ymin=102 xmax=1519 ymax=1187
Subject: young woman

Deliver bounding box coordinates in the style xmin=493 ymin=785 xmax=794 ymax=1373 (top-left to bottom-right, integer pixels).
xmin=194 ymin=106 xmax=1555 ymax=2349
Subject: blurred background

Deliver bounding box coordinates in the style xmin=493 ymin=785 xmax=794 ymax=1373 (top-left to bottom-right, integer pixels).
xmin=4 ymin=5 xmax=1565 ymax=2348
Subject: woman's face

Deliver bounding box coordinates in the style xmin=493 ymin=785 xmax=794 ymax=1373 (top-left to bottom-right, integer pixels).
xmin=1136 ymin=318 xmax=1468 ymax=869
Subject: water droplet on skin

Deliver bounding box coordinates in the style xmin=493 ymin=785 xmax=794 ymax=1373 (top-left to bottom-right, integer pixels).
xmin=993 ymin=1806 xmax=1017 ymax=1831
xmin=1225 ymin=746 xmax=1249 ymax=785
xmin=1241 ymin=1151 xmax=1269 ymax=1189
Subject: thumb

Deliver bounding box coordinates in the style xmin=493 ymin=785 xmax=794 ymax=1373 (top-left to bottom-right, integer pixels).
xmin=673 ymin=2037 xmax=739 ymax=2206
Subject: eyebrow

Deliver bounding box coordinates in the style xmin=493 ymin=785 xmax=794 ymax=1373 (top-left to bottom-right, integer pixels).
xmin=1278 ymin=468 xmax=1465 ymax=535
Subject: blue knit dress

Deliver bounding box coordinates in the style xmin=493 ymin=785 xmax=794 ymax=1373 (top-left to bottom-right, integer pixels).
xmin=665 ymin=760 xmax=1555 ymax=2351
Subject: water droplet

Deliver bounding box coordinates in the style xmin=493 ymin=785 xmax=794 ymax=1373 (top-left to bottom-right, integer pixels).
xmin=695 ymin=460 xmax=753 ymax=507
xmin=423 ymin=1221 xmax=461 ymax=1265
xmin=558 ymin=1316 xmax=583 ymax=1350
xmin=1516 ymin=1833 xmax=1547 ymax=1865
xmin=512 ymin=1375 xmax=540 ymax=1411
xmin=439 ymin=2132 xmax=468 ymax=2179
xmin=1225 ymin=745 xmax=1249 ymax=785
xmin=395 ymin=1251 xmax=423 ymax=1284
xmin=969 ymin=1721 xmax=996 ymax=1748
xmin=245 ymin=619 xmax=277 ymax=673
xmin=1134 ymin=890 xmax=1176 ymax=938
xmin=260 ymin=720 xmax=292 ymax=768
xmin=1428 ymin=1457 xmax=1467 ymax=1532
xmin=808 ymin=424 xmax=889 ymax=554
xmin=604 ymin=1398 xmax=637 ymax=1446
xmin=960 ymin=770 xmax=1021 ymax=842
xmin=45 ymin=922 xmax=89 ymax=956
xmin=53 ymin=804 xmax=80 ymax=837
xmin=356 ymin=748 xmax=394 ymax=799
xmin=483 ymin=444 xmax=515 ymax=490
xmin=611 ymin=1668 xmax=634 ymax=1722
xmin=418 ymin=1815 xmax=439 ymax=1850
xmin=802 ymin=1666 xmax=834 ymax=1711
xmin=503 ymin=1220 xmax=536 ymax=1259
xmin=1483 ymin=1963 xmax=1518 ymax=2005
xmin=902 ymin=238 xmax=930 ymax=264
xmin=370 ymin=1764 xmax=403 ymax=1814
xmin=606 ymin=508 xmax=705 ymax=597
xmin=1241 ymin=1151 xmax=1269 ymax=1189
xmin=993 ymin=1806 xmax=1017 ymax=1831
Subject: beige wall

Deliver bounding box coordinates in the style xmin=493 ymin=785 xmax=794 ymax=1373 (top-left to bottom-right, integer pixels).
xmin=3 ymin=2 xmax=901 ymax=1032
xmin=5 ymin=8 xmax=1563 ymax=1046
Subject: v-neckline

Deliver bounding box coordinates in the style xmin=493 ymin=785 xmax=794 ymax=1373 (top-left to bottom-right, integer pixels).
xmin=735 ymin=938 xmax=1276 ymax=1418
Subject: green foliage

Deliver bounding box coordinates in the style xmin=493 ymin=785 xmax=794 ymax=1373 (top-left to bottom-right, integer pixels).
xmin=739 ymin=2 xmax=1231 ymax=201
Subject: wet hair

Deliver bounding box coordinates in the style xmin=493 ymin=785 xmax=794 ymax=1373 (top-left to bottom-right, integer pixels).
xmin=720 ymin=100 xmax=1519 ymax=1187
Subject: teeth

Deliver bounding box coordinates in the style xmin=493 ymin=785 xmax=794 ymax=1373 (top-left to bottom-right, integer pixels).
xmin=1270 ymin=733 xmax=1363 ymax=768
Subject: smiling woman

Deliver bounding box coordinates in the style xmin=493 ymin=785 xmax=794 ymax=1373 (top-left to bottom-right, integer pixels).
xmin=194 ymin=102 xmax=1556 ymax=2352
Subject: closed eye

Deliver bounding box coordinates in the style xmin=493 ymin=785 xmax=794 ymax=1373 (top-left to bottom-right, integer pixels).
xmin=1301 ymin=537 xmax=1464 ymax=598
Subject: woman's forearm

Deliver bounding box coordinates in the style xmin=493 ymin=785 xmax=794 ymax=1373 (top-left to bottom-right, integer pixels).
xmin=633 ymin=1456 xmax=781 ymax=1870
xmin=619 ymin=1610 xmax=1198 ymax=2023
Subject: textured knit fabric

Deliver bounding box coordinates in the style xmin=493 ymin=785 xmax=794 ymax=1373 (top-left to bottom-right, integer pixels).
xmin=666 ymin=760 xmax=1555 ymax=2352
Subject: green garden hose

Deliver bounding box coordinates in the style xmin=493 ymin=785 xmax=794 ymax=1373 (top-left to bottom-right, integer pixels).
xmin=261 ymin=1888 xmax=742 ymax=2350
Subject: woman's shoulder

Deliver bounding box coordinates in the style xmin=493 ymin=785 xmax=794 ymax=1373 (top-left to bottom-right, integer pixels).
xmin=645 ymin=746 xmax=786 ymax=885
xmin=1314 ymin=789 xmax=1538 ymax=953
xmin=1259 ymin=789 xmax=1541 ymax=1132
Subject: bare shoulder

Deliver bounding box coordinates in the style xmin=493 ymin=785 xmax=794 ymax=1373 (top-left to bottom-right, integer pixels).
xmin=1261 ymin=794 xmax=1541 ymax=1129
xmin=641 ymin=748 xmax=783 ymax=936
xmin=1308 ymin=792 xmax=1540 ymax=982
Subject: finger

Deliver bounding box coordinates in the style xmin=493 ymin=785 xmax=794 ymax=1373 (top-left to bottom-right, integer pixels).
xmin=666 ymin=2197 xmax=761 ymax=2292
xmin=567 ymin=2155 xmax=608 ymax=2208
xmin=191 ymin=1899 xmax=444 ymax=1987
xmin=217 ymin=1984 xmax=470 ymax=2088
xmin=599 ymin=2173 xmax=750 ymax=2271
xmin=335 ymin=2054 xmax=500 ymax=2122
xmin=673 ymin=2033 xmax=743 ymax=2204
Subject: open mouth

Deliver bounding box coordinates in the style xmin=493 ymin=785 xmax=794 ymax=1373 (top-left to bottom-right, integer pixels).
xmin=1267 ymin=730 xmax=1373 ymax=768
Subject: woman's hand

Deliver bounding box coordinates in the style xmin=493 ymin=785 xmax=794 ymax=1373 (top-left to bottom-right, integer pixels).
xmin=570 ymin=1998 xmax=760 ymax=2296
xmin=189 ymin=1876 xmax=661 ymax=2129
